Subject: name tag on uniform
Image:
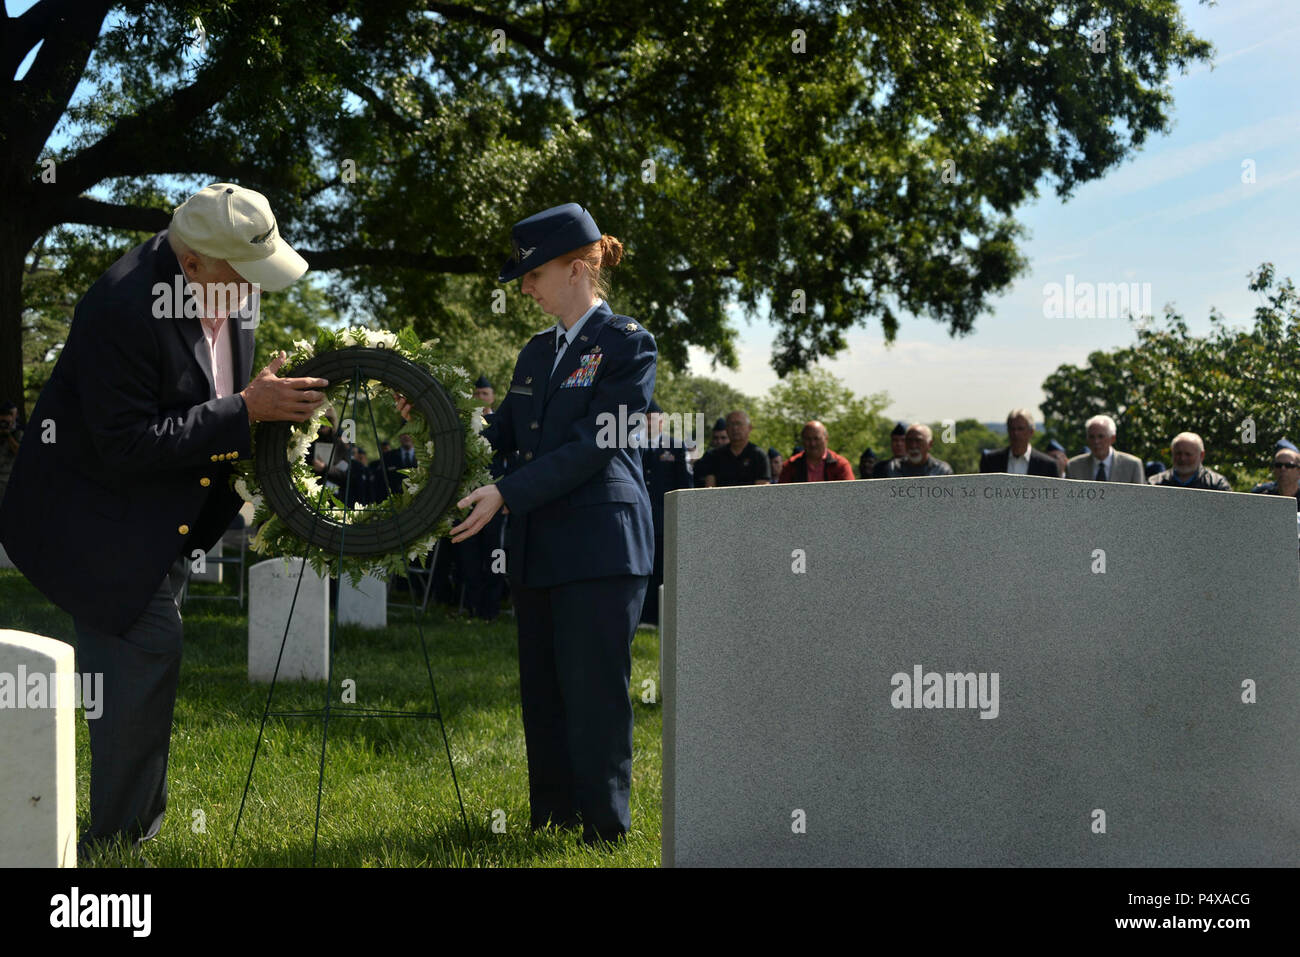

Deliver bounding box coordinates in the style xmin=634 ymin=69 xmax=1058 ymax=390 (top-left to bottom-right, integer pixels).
xmin=560 ymin=352 xmax=603 ymax=389
xmin=509 ymin=383 xmax=533 ymax=396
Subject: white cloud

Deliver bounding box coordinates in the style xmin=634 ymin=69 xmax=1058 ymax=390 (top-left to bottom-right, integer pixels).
xmin=1079 ymin=111 xmax=1300 ymax=202
xmin=686 ymin=335 xmax=1099 ymax=423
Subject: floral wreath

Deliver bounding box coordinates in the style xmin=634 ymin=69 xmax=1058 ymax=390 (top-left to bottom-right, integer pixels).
xmin=231 ymin=327 xmax=493 ymax=584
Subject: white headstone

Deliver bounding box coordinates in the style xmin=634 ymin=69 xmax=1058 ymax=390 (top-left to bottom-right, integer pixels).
xmin=0 ymin=542 xmax=14 ymax=569
xmin=0 ymin=629 xmax=77 ymax=867
xmin=248 ymin=558 xmax=330 ymax=682
xmin=337 ymin=572 xmax=387 ymax=629
xmin=663 ymin=475 xmax=1300 ymax=867
xmin=190 ymin=540 xmax=223 ymax=584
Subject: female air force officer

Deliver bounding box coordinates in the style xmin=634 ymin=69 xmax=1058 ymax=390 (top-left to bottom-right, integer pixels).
xmin=452 ymin=203 xmax=656 ymax=845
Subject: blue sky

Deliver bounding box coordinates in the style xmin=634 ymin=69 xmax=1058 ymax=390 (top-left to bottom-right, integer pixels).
xmin=687 ymin=0 xmax=1300 ymax=423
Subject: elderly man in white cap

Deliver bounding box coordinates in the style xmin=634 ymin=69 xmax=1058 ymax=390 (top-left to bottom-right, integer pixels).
xmin=0 ymin=183 xmax=326 ymax=860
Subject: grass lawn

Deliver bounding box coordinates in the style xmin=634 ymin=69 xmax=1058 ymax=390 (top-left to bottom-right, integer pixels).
xmin=1 ymin=569 xmax=663 ymax=867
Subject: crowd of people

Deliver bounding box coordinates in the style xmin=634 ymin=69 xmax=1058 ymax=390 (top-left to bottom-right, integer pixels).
xmin=633 ymin=406 xmax=1300 ymax=621
xmin=666 ymin=408 xmax=1300 ymax=497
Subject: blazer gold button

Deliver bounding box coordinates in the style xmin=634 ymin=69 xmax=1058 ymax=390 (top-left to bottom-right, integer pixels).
xmin=178 ymin=524 xmax=189 ymax=535
xmin=199 ymin=477 xmax=211 ymax=487
xmin=210 ymin=454 xmax=218 ymax=462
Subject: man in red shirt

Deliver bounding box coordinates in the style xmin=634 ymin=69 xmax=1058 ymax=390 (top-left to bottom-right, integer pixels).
xmin=778 ymin=421 xmax=855 ymax=483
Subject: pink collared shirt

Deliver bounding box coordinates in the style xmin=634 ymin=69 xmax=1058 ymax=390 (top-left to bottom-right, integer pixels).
xmin=200 ymin=315 xmax=234 ymax=398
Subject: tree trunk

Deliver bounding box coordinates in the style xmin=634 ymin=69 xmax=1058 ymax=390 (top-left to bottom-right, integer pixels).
xmin=0 ymin=231 xmax=27 ymax=422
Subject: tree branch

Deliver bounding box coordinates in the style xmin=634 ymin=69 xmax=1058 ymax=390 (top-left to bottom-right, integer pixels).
xmin=9 ymin=1 xmax=114 ymax=166
xmin=52 ymin=196 xmax=170 ymax=233
xmin=41 ymin=66 xmax=243 ymax=208
xmin=299 ymin=247 xmax=482 ymax=273
xmin=425 ymin=1 xmax=589 ymax=79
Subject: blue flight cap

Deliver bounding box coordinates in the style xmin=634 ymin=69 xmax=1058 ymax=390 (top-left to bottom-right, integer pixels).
xmin=1046 ymin=438 xmax=1065 ymax=453
xmin=499 ymin=203 xmax=601 ymax=282
xmin=1276 ymin=438 xmax=1298 ymax=452
xmin=768 ymin=447 xmax=780 ymax=458
xmin=474 ymin=375 xmax=492 ymax=389
xmin=1145 ymin=460 xmax=1166 ymax=477
xmin=891 ymin=422 xmax=907 ymax=436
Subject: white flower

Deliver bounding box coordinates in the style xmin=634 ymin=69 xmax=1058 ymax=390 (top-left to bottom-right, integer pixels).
xmin=291 ymin=339 xmax=314 ymax=358
xmin=403 ymin=478 xmax=421 ymax=495
xmin=287 ymin=429 xmax=313 ymax=464
xmin=365 ymin=329 xmax=398 ymax=349
xmin=251 ymin=494 xmax=264 ymax=513
xmin=234 ymin=477 xmax=253 ymax=502
xmin=426 ymin=440 xmax=436 ymax=457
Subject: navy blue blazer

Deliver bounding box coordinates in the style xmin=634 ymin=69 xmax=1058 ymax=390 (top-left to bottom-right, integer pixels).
xmin=484 ymin=302 xmax=656 ymax=587
xmin=0 ymin=231 xmax=254 ymax=634
xmin=978 ymin=446 xmax=1060 ymax=478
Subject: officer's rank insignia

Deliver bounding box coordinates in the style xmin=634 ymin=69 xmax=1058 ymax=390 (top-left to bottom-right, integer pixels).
xmin=590 ymin=345 xmax=601 ymax=353
xmin=624 ymin=322 xmax=638 ymax=332
xmin=560 ymin=352 xmax=603 ymax=388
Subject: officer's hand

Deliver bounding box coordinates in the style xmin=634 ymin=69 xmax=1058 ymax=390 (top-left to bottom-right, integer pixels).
xmin=242 ymin=352 xmax=329 ymax=424
xmin=392 ymin=391 xmax=412 ymax=422
xmin=451 ymin=484 xmax=504 ymax=543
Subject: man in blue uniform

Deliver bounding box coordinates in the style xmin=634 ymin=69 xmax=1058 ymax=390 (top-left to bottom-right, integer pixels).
xmin=452 ymin=203 xmax=655 ymax=845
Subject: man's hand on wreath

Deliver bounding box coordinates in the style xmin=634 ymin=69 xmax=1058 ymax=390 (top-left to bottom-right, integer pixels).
xmin=243 ymin=352 xmax=329 ymax=424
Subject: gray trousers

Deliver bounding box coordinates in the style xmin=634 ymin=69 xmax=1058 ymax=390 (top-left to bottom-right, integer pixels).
xmin=73 ymin=558 xmax=188 ymax=850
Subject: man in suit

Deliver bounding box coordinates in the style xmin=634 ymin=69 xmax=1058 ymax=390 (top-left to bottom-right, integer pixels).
xmin=453 ymin=202 xmax=654 ymax=845
xmin=0 ymin=183 xmax=325 ymax=857
xmin=1065 ymin=414 xmax=1146 ymax=482
xmin=640 ymin=400 xmax=693 ymax=624
xmin=979 ymin=409 xmax=1059 ymax=477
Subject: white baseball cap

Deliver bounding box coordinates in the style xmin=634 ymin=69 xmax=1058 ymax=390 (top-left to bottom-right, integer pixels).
xmin=170 ymin=183 xmax=308 ymax=292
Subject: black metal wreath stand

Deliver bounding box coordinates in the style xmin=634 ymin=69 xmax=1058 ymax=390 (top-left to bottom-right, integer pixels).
xmin=229 ymin=352 xmax=472 ymax=865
